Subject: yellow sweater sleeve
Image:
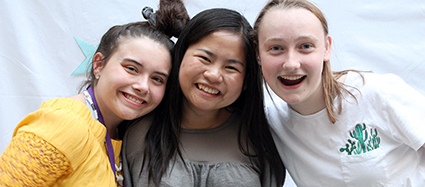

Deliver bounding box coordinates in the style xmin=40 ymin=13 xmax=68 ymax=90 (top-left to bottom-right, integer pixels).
xmin=0 ymin=132 xmax=72 ymax=186
xmin=14 ymin=98 xmax=103 ymax=171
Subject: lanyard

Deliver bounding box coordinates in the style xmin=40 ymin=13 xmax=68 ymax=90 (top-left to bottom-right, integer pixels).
xmin=84 ymin=86 xmax=117 ymax=182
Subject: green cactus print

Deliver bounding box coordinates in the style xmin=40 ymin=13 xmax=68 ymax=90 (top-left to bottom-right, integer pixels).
xmin=350 ymin=123 xmax=368 ymax=154
xmin=340 ymin=123 xmax=381 ymax=155
xmin=339 ymin=139 xmax=356 ymax=155
xmin=368 ymin=128 xmax=380 ymax=150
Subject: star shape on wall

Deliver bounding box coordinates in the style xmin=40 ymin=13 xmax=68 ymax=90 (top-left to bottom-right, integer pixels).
xmin=71 ymin=37 xmax=98 ymax=76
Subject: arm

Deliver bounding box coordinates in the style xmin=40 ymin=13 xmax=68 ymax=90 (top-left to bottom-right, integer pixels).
xmin=0 ymin=132 xmax=72 ymax=186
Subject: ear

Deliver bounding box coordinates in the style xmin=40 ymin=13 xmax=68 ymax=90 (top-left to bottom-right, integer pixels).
xmin=92 ymin=52 xmax=105 ymax=76
xmin=254 ymin=41 xmax=262 ymax=66
xmin=324 ymin=35 xmax=332 ymax=62
xmin=257 ymin=55 xmax=262 ymax=66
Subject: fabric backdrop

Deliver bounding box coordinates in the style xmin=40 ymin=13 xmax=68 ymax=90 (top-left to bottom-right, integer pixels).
xmin=1 ymin=1 xmax=424 ymax=186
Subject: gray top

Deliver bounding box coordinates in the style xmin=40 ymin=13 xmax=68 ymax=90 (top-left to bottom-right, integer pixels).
xmin=122 ymin=112 xmax=275 ymax=187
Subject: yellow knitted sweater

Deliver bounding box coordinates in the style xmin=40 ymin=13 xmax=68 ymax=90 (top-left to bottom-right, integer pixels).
xmin=0 ymin=98 xmax=122 ymax=187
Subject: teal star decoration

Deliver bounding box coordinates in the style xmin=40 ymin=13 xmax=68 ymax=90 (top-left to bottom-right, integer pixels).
xmin=71 ymin=37 xmax=98 ymax=76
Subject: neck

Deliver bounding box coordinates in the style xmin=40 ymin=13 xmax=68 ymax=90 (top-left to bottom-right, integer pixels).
xmin=103 ymin=118 xmax=121 ymax=139
xmin=181 ymin=103 xmax=231 ymax=130
xmin=92 ymin=86 xmax=122 ymax=139
xmin=96 ymin=101 xmax=122 ymax=139
xmin=291 ymin=87 xmax=326 ymax=115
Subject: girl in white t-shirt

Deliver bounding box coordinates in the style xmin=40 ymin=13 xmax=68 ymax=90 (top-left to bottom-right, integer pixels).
xmin=252 ymin=0 xmax=425 ymax=186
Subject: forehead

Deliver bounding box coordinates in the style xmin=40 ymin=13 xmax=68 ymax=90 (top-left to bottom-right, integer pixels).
xmin=197 ymin=30 xmax=243 ymax=45
xmin=118 ymin=36 xmax=163 ymax=49
xmin=117 ymin=37 xmax=171 ymax=67
xmin=190 ymin=30 xmax=245 ymax=53
xmin=259 ymin=7 xmax=325 ymax=37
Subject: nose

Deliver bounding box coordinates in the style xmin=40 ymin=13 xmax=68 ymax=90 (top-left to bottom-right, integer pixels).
xmin=283 ymin=50 xmax=301 ymax=70
xmin=203 ymin=65 xmax=223 ymax=83
xmin=133 ymin=75 xmax=149 ymax=95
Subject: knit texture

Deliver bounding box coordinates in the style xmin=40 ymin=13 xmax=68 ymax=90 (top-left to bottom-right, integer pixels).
xmin=0 ymin=132 xmax=72 ymax=186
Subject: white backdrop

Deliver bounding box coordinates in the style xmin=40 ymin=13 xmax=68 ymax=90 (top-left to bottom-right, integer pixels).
xmin=1 ymin=0 xmax=424 ymax=186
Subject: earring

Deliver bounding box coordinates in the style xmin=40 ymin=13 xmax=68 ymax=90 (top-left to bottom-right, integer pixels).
xmin=95 ymin=74 xmax=100 ymax=79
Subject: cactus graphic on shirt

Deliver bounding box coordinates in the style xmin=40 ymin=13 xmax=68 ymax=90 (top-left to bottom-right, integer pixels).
xmin=339 ymin=139 xmax=356 ymax=155
xmin=340 ymin=123 xmax=381 ymax=155
xmin=368 ymin=128 xmax=380 ymax=150
xmin=349 ymin=123 xmax=368 ymax=154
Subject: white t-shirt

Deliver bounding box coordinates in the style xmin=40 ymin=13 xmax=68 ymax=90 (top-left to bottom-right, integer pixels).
xmin=265 ymin=72 xmax=425 ymax=186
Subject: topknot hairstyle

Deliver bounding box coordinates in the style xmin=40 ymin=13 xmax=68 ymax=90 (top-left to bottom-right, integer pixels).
xmin=80 ymin=0 xmax=189 ymax=92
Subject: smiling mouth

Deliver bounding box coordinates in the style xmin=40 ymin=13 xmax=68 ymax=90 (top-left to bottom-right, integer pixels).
xmin=197 ymin=84 xmax=220 ymax=95
xmin=278 ymin=75 xmax=306 ymax=86
xmin=123 ymin=93 xmax=146 ymax=104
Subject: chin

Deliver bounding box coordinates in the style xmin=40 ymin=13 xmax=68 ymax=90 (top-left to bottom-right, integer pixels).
xmin=279 ymin=95 xmax=303 ymax=105
xmin=121 ymin=112 xmax=144 ymax=121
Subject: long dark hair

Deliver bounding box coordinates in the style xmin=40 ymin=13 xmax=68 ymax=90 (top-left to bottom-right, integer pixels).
xmin=143 ymin=8 xmax=285 ymax=186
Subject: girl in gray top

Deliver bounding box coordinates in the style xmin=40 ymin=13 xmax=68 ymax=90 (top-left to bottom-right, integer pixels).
xmin=122 ymin=7 xmax=285 ymax=187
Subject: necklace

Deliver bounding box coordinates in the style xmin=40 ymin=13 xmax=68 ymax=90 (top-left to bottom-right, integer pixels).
xmin=83 ymin=86 xmax=117 ymax=183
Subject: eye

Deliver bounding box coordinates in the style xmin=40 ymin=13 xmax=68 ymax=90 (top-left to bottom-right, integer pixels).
xmin=152 ymin=76 xmax=165 ymax=85
xmin=268 ymin=45 xmax=284 ymax=55
xmin=199 ymin=56 xmax=211 ymax=63
xmin=125 ymin=66 xmax=137 ymax=73
xmin=300 ymin=44 xmax=313 ymax=50
xmin=270 ymin=45 xmax=282 ymax=51
xmin=225 ymin=65 xmax=240 ymax=72
xmin=225 ymin=61 xmax=244 ymax=73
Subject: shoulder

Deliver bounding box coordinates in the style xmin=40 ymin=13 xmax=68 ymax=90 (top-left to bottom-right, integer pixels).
xmin=14 ymin=97 xmax=100 ymax=156
xmin=345 ymin=71 xmax=425 ymax=118
xmin=344 ymin=72 xmax=414 ymax=97
xmin=123 ymin=113 xmax=154 ymax=154
xmin=126 ymin=113 xmax=154 ymax=138
xmin=15 ymin=98 xmax=91 ymax=132
xmin=345 ymin=71 xmax=405 ymax=88
xmin=15 ymin=97 xmax=93 ymax=134
xmin=68 ymin=93 xmax=86 ymax=104
xmin=263 ymin=90 xmax=291 ymax=128
xmin=364 ymin=72 xmax=405 ymax=87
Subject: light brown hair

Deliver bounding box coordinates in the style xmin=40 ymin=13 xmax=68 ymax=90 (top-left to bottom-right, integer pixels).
xmin=253 ymin=0 xmax=364 ymax=123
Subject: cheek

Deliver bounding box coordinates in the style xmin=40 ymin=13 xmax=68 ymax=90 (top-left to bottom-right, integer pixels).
xmin=179 ymin=58 xmax=203 ymax=84
xmin=304 ymin=61 xmax=324 ymax=87
xmin=179 ymin=58 xmax=193 ymax=78
xmin=178 ymin=68 xmax=189 ymax=88
xmin=151 ymin=85 xmax=166 ymax=104
xmin=98 ymin=74 xmax=120 ymax=91
xmin=301 ymin=53 xmax=323 ymax=71
xmin=260 ymin=56 xmax=281 ymax=75
xmin=228 ymin=75 xmax=245 ymax=95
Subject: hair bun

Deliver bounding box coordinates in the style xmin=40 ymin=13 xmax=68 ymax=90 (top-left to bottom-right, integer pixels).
xmin=154 ymin=0 xmax=190 ymax=38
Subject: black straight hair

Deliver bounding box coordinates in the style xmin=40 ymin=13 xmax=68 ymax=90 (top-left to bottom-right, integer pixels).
xmin=143 ymin=8 xmax=285 ymax=186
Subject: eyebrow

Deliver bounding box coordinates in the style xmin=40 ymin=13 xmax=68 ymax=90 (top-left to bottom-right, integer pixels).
xmin=297 ymin=35 xmax=318 ymax=42
xmin=123 ymin=58 xmax=169 ymax=77
xmin=265 ymin=35 xmax=318 ymax=43
xmin=197 ymin=49 xmax=244 ymax=67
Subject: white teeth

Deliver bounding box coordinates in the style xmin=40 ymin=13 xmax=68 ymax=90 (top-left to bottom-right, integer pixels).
xmin=125 ymin=94 xmax=143 ymax=104
xmin=280 ymin=75 xmax=303 ymax=80
xmin=198 ymin=84 xmax=219 ymax=95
